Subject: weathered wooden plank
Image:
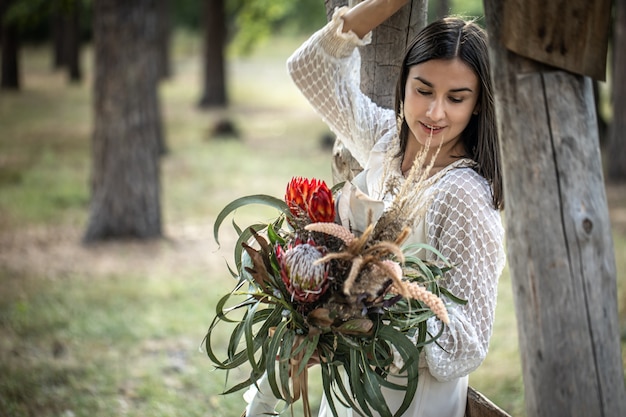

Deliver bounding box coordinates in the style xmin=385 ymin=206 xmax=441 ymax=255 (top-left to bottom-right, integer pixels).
xmin=484 ymin=1 xmax=626 ymax=416
xmin=499 ymin=0 xmax=611 ymax=80
xmin=466 ymin=387 xmax=512 ymax=417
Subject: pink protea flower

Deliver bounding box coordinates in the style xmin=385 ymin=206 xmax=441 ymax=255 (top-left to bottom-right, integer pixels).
xmin=276 ymin=240 xmax=329 ymax=304
xmin=285 ymin=177 xmax=335 ymax=223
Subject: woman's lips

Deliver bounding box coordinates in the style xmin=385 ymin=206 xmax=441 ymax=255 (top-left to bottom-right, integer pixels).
xmin=420 ymin=121 xmax=445 ymax=135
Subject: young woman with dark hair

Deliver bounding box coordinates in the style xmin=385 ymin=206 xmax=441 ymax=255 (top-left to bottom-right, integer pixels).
xmin=245 ymin=1 xmax=506 ymax=416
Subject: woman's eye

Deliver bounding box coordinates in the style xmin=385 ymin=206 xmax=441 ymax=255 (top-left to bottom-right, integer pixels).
xmin=417 ymin=89 xmax=431 ymax=96
xmin=449 ymin=96 xmax=463 ymax=103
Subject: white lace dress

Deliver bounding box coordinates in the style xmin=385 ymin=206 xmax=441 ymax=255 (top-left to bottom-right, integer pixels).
xmin=245 ymin=6 xmax=506 ymax=417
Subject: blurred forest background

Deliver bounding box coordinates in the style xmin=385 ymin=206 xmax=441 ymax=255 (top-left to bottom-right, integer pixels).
xmin=0 ymin=0 xmax=624 ymax=416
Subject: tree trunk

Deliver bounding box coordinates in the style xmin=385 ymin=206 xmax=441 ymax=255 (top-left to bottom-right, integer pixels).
xmin=85 ymin=0 xmax=163 ymax=241
xmin=64 ymin=1 xmax=82 ymax=83
xmin=608 ymin=0 xmax=626 ymax=182
xmin=1 ymin=0 xmax=20 ymax=90
xmin=50 ymin=0 xmax=82 ymax=82
xmin=156 ymin=0 xmax=172 ymax=80
xmin=323 ymin=0 xmax=427 ymax=184
xmin=483 ymin=1 xmax=626 ymax=416
xmin=198 ymin=0 xmax=227 ymax=108
xmin=51 ymin=10 xmax=66 ymax=70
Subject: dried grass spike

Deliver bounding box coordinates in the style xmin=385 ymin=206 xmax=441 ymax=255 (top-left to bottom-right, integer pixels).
xmin=367 ymin=241 xmax=405 ymax=264
xmin=394 ymin=227 xmax=411 ymax=246
xmin=379 ymin=260 xmax=409 ymax=297
xmin=392 ymin=281 xmax=450 ymax=324
xmin=343 ymin=256 xmax=364 ymax=296
xmin=305 ymin=222 xmax=355 ymax=245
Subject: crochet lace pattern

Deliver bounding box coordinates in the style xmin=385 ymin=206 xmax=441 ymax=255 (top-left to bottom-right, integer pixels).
xmin=287 ymin=7 xmax=506 ymax=382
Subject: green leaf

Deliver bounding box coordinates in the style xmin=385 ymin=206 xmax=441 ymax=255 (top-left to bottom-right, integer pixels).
xmin=279 ymin=329 xmax=296 ymax=403
xmin=266 ymin=320 xmax=289 ymax=401
xmin=221 ymin=377 xmax=257 ymax=395
xmin=376 ymin=326 xmax=420 ymax=416
xmin=213 ymin=194 xmax=289 ymax=246
xmin=404 ymin=255 xmax=436 ymax=281
xmin=402 ymin=242 xmax=452 ymax=267
xmin=319 ymin=363 xmax=341 ymax=416
xmin=440 ymin=287 xmax=468 ymax=305
xmin=330 ymin=181 xmax=346 ymax=194
xmin=267 ymin=221 xmax=286 ymax=246
xmin=234 ymin=223 xmax=268 ymax=273
xmin=295 ymin=334 xmax=320 ymax=377
xmin=349 ymin=349 xmax=379 ymax=417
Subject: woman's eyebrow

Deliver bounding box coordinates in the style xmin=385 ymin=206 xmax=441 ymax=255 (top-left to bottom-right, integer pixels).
xmin=414 ymin=76 xmax=474 ymax=93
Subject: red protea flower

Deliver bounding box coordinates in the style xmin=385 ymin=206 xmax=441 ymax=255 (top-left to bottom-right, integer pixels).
xmin=285 ymin=177 xmax=335 ymax=223
xmin=276 ymin=240 xmax=329 ymax=304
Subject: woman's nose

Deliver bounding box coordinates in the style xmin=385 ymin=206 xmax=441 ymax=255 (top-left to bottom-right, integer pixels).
xmin=426 ymin=99 xmax=444 ymax=121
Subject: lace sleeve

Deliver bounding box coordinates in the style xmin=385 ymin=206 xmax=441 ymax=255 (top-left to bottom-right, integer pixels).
xmin=286 ymin=7 xmax=396 ymax=167
xmin=423 ymin=168 xmax=506 ymax=381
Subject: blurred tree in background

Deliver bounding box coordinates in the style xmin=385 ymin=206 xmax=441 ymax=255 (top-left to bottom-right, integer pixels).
xmin=1 ymin=0 xmax=90 ymax=86
xmin=84 ymin=0 xmax=164 ymax=242
xmin=0 ymin=0 xmax=326 ymax=93
xmin=2 ymin=0 xmax=623 ymax=237
xmin=1 ymin=0 xmax=20 ymax=89
xmin=50 ymin=0 xmax=83 ymax=82
xmin=198 ymin=0 xmax=227 ymax=108
xmin=198 ymin=0 xmax=326 ymax=108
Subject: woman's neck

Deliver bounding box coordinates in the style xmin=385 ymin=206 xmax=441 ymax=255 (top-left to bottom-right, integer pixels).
xmin=401 ymin=136 xmax=467 ymax=178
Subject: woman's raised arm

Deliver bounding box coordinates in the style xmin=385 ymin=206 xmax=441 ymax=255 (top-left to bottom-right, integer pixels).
xmin=341 ymin=0 xmax=409 ymax=39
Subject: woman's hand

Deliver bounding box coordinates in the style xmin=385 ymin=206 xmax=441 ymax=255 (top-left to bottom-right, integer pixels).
xmin=342 ymin=0 xmax=410 ymax=38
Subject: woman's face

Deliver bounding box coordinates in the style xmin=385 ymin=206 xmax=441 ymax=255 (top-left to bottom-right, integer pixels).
xmin=403 ymin=58 xmax=479 ymax=161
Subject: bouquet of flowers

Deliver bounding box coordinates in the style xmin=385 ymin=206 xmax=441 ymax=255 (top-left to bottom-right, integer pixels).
xmin=205 ymin=176 xmax=463 ymax=417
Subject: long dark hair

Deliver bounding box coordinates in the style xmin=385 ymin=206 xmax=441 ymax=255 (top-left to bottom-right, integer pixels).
xmin=394 ymin=17 xmax=503 ymax=210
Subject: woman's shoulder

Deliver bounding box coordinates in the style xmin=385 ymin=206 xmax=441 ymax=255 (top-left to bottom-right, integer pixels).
xmin=439 ymin=165 xmax=490 ymax=191
xmin=430 ymin=163 xmax=494 ymax=211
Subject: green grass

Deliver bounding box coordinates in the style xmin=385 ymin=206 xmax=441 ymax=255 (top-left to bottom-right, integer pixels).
xmin=0 ymin=30 xmax=624 ymax=417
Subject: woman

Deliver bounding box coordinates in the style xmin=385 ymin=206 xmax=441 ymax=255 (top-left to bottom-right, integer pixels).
xmin=246 ymin=1 xmax=506 ymax=416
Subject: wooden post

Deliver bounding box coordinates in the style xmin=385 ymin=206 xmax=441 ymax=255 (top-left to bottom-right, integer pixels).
xmin=483 ymin=1 xmax=626 ymax=416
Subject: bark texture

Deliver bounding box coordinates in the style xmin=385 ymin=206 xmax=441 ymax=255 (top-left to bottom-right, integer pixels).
xmin=484 ymin=0 xmax=626 ymax=415
xmin=608 ymin=0 xmax=626 ymax=181
xmin=85 ymin=0 xmax=163 ymax=241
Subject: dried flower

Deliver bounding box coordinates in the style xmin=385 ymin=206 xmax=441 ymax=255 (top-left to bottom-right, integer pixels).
xmin=305 ymin=222 xmax=355 ymax=246
xmin=208 ymin=176 xmax=461 ymax=417
xmin=276 ymin=240 xmax=329 ymax=303
xmin=391 ymin=281 xmax=450 ymax=324
xmin=285 ymin=177 xmax=335 ymax=223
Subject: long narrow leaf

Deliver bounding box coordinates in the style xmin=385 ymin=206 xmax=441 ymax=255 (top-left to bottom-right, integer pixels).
xmin=214 ymin=194 xmax=289 ymax=246
xmin=440 ymin=287 xmax=468 ymax=305
xmin=402 ymin=242 xmax=452 ymax=266
xmin=247 ymin=303 xmax=268 ymax=374
xmin=377 ymin=326 xmax=420 ymax=416
xmin=296 ymin=334 xmax=320 ymax=376
xmin=320 ymin=363 xmax=341 ymax=417
xmin=266 ymin=321 xmax=289 ymax=401
xmin=234 ymin=223 xmax=269 ymax=273
xmin=278 ymin=329 xmax=295 ymax=403
xmin=349 ymin=349 xmax=373 ymax=417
